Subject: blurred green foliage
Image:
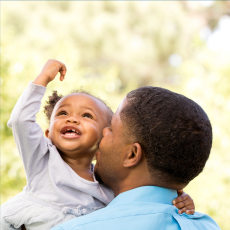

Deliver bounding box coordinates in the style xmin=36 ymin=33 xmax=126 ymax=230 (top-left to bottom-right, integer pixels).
xmin=1 ymin=1 xmax=230 ymax=229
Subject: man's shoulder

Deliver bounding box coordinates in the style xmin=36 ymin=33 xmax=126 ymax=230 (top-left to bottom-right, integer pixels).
xmin=52 ymin=202 xmax=179 ymax=230
xmin=52 ymin=202 xmax=221 ymax=230
xmin=176 ymin=212 xmax=221 ymax=230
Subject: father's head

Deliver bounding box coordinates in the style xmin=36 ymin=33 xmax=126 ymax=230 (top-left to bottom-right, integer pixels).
xmin=95 ymin=86 xmax=212 ymax=195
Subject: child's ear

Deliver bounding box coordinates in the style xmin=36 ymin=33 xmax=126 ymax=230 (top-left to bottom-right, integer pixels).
xmin=45 ymin=129 xmax=50 ymax=139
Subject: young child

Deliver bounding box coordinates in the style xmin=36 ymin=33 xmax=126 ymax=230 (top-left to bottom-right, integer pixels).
xmin=1 ymin=60 xmax=195 ymax=230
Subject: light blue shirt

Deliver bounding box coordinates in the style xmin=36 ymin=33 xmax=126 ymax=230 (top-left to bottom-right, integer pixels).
xmin=51 ymin=186 xmax=221 ymax=230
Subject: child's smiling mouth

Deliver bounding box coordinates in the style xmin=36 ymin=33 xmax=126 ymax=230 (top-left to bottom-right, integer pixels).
xmin=60 ymin=126 xmax=82 ymax=139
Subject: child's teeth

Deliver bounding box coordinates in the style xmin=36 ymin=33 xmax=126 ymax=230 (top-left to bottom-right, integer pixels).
xmin=72 ymin=129 xmax=75 ymax=132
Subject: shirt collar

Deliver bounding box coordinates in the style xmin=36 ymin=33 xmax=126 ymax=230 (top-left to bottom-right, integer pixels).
xmin=108 ymin=186 xmax=178 ymax=206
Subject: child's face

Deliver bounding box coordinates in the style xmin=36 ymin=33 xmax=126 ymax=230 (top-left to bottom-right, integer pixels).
xmin=45 ymin=93 xmax=108 ymax=158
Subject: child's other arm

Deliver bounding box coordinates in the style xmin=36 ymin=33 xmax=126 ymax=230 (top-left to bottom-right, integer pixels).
xmin=173 ymin=190 xmax=195 ymax=215
xmin=7 ymin=60 xmax=66 ymax=179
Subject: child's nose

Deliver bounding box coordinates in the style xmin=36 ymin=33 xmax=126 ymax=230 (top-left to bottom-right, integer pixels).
xmin=65 ymin=117 xmax=79 ymax=124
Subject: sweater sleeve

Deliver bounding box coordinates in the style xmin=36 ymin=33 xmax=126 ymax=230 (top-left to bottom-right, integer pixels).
xmin=7 ymin=82 xmax=49 ymax=180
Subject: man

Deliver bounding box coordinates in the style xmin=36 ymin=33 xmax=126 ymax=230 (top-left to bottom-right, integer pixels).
xmin=52 ymin=86 xmax=220 ymax=230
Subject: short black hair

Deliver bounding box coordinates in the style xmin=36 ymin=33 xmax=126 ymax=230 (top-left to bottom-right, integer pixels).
xmin=120 ymin=86 xmax=212 ymax=185
xmin=44 ymin=90 xmax=113 ymax=126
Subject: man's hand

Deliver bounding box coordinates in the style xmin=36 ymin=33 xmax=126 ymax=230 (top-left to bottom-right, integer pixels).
xmin=172 ymin=190 xmax=195 ymax=215
xmin=33 ymin=59 xmax=67 ymax=87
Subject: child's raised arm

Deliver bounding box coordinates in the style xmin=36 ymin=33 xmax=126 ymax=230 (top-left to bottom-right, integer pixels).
xmin=173 ymin=190 xmax=195 ymax=215
xmin=33 ymin=59 xmax=67 ymax=87
xmin=7 ymin=59 xmax=66 ymax=180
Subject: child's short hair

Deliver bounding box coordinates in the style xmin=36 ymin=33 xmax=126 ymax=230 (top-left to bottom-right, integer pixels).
xmin=44 ymin=90 xmax=113 ymax=126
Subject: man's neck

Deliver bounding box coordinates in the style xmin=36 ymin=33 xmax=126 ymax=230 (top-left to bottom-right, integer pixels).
xmin=110 ymin=171 xmax=153 ymax=197
xmin=110 ymin=174 xmax=186 ymax=197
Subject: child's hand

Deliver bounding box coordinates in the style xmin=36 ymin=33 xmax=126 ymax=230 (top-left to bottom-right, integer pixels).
xmin=172 ymin=190 xmax=195 ymax=215
xmin=33 ymin=59 xmax=67 ymax=87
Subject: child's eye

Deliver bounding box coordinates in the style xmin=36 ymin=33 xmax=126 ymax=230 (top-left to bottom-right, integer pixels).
xmin=56 ymin=111 xmax=67 ymax=116
xmin=83 ymin=113 xmax=93 ymax=119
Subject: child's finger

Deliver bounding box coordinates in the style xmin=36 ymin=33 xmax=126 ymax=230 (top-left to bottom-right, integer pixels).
xmin=173 ymin=194 xmax=190 ymax=205
xmin=178 ymin=206 xmax=194 ymax=214
xmin=186 ymin=209 xmax=195 ymax=215
xmin=60 ymin=69 xmax=65 ymax=81
xmin=175 ymin=203 xmax=194 ymax=212
xmin=174 ymin=199 xmax=193 ymax=209
xmin=177 ymin=189 xmax=184 ymax=196
xmin=178 ymin=207 xmax=195 ymax=214
xmin=60 ymin=75 xmax=64 ymax=81
xmin=58 ymin=63 xmax=67 ymax=81
xmin=178 ymin=207 xmax=187 ymax=214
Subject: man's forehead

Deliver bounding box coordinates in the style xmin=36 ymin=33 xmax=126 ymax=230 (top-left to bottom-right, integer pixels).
xmin=111 ymin=100 xmax=126 ymax=127
xmin=117 ymin=97 xmax=127 ymax=113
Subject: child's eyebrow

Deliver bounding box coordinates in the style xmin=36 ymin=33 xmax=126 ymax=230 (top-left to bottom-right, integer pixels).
xmin=82 ymin=106 xmax=95 ymax=112
xmin=57 ymin=104 xmax=71 ymax=109
xmin=81 ymin=106 xmax=98 ymax=117
xmin=56 ymin=104 xmax=98 ymax=118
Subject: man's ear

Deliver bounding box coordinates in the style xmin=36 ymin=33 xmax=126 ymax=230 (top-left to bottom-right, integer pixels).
xmin=45 ymin=129 xmax=50 ymax=139
xmin=123 ymin=143 xmax=143 ymax=168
